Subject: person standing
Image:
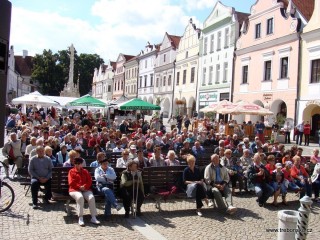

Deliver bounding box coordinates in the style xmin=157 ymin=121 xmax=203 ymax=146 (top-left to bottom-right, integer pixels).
xmin=28 ymin=146 xmax=53 ymax=209
xmin=283 ymin=121 xmax=292 ymax=144
xmin=255 ymin=121 xmax=265 ymax=144
xmin=295 ymin=121 xmax=304 ymax=145
xmin=304 ymin=121 xmax=311 ymax=146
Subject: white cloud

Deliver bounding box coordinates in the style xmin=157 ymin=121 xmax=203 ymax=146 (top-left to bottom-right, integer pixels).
xmin=10 ymin=0 xmax=205 ymax=61
xmin=182 ymin=0 xmax=217 ymax=11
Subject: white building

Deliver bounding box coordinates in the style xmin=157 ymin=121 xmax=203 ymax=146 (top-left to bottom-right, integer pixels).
xmin=92 ymin=60 xmax=115 ymax=100
xmin=154 ymin=33 xmax=181 ymax=118
xmin=137 ymin=42 xmax=159 ymax=105
xmin=197 ymin=1 xmax=248 ymax=120
xmin=124 ymin=56 xmax=139 ymax=99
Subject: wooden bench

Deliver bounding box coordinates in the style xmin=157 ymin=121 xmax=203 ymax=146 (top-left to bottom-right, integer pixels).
xmin=51 ymin=167 xmax=125 ymax=215
xmin=142 ymin=166 xmax=187 ymax=211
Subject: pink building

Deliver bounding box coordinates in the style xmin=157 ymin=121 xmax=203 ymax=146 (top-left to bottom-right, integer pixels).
xmin=233 ymin=0 xmax=313 ymax=125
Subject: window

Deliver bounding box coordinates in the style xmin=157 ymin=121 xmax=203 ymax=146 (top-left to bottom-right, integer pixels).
xmin=125 ymin=86 xmax=128 ymax=93
xmin=255 ymin=23 xmax=261 ymax=39
xmin=150 ymin=74 xmax=153 ymax=86
xmin=163 ymin=54 xmax=166 ymax=63
xmin=144 ymin=75 xmax=147 ymax=87
xmin=217 ymin=31 xmax=221 ymax=51
xmin=108 ymin=85 xmax=111 ymax=92
xmin=121 ymin=81 xmax=123 ymax=90
xmin=242 ymin=65 xmax=248 ymax=84
xmin=145 ymin=60 xmax=147 ymax=68
xmin=224 ymin=28 xmax=229 ymax=48
xmin=202 ymin=67 xmax=206 ymax=85
xmin=156 ymin=78 xmax=159 ymax=87
xmin=185 ymin=51 xmax=188 ymax=58
xmin=163 ymin=76 xmax=166 ymax=86
xmin=204 ymin=37 xmax=208 ymax=55
xmin=183 ymin=70 xmax=187 ymax=84
xmin=139 ymin=76 xmax=142 ymax=88
xmin=176 ymin=72 xmax=180 ymax=85
xmin=117 ymin=81 xmax=120 ymax=90
xmin=210 ymin=34 xmax=214 ymax=53
xmin=190 ymin=67 xmax=195 ymax=83
xmin=264 ymin=60 xmax=272 ymax=81
xmin=280 ymin=57 xmax=288 ymax=79
xmin=208 ymin=66 xmax=213 ymax=85
xmin=216 ymin=64 xmax=220 ymax=83
xmin=223 ymin=62 xmax=228 ymax=82
xmin=168 ymin=75 xmax=172 ymax=86
xmin=267 ymin=18 xmax=273 ymax=35
xmin=311 ymin=59 xmax=320 ymax=83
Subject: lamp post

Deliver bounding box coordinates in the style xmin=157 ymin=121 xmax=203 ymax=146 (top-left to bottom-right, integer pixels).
xmin=179 ymin=89 xmax=182 ymax=115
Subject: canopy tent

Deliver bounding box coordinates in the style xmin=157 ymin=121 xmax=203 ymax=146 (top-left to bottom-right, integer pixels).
xmin=11 ymin=91 xmax=59 ymax=106
xmin=118 ymin=98 xmax=161 ymax=110
xmin=66 ymin=94 xmax=106 ymax=110
xmin=46 ymin=96 xmax=78 ymax=107
xmin=109 ymin=95 xmax=130 ymax=106
xmin=219 ymin=101 xmax=273 ymax=116
xmin=199 ymin=100 xmax=235 ymax=113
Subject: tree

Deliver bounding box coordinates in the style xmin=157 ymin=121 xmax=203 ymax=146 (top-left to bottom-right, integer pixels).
xmin=31 ymin=47 xmax=104 ymax=96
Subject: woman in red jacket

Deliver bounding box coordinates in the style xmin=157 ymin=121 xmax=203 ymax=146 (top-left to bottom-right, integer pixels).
xmin=303 ymin=121 xmax=311 ymax=146
xmin=68 ymin=158 xmax=100 ymax=226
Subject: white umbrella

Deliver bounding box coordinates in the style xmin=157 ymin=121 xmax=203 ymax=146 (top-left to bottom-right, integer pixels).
xmin=200 ymin=100 xmax=235 ymax=113
xmin=219 ymin=101 xmax=273 ymax=116
xmin=12 ymin=91 xmax=59 ymax=106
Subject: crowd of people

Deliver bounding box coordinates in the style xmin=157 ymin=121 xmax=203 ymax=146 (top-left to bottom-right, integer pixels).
xmin=2 ymin=107 xmax=320 ymax=225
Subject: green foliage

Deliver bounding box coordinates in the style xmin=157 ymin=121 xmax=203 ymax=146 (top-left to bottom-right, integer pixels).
xmin=205 ymin=112 xmax=216 ymax=120
xmin=31 ymin=47 xmax=104 ymax=96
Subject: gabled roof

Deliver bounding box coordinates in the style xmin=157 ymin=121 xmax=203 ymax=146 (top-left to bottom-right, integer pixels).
xmin=14 ymin=56 xmax=33 ymax=76
xmin=167 ymin=33 xmax=181 ymax=49
xmin=123 ymin=54 xmax=135 ymax=61
xmin=110 ymin=61 xmax=116 ymax=70
xmin=280 ymin=0 xmax=315 ymax=21
xmin=235 ymin=11 xmax=250 ymax=24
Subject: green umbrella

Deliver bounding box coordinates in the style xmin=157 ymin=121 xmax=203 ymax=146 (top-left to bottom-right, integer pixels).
xmin=67 ymin=95 xmax=106 ymax=109
xmin=119 ymin=98 xmax=161 ymax=110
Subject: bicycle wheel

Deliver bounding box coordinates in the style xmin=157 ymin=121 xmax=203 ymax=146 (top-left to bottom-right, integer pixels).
xmin=0 ymin=182 xmax=15 ymax=212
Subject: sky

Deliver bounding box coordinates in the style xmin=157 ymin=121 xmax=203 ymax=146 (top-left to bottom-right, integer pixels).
xmin=9 ymin=0 xmax=256 ymax=62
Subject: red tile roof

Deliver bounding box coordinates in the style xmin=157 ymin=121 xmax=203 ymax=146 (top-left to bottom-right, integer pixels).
xmin=167 ymin=33 xmax=181 ymax=49
xmin=110 ymin=61 xmax=116 ymax=70
xmin=292 ymin=0 xmax=314 ymax=21
xmin=123 ymin=54 xmax=135 ymax=61
xmin=14 ymin=56 xmax=33 ymax=76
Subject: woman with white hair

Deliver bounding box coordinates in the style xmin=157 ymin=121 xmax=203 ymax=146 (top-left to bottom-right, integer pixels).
xmin=165 ymin=150 xmax=180 ymax=166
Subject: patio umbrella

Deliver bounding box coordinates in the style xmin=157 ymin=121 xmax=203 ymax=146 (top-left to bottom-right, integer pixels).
xmin=200 ymin=100 xmax=235 ymax=113
xmin=67 ymin=94 xmax=106 ymax=110
xmin=219 ymin=101 xmax=273 ymax=116
xmin=118 ymin=98 xmax=161 ymax=110
xmin=11 ymin=91 xmax=59 ymax=106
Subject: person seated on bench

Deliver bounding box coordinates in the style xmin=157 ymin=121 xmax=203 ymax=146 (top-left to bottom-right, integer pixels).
xmin=149 ymin=146 xmax=165 ymax=167
xmin=63 ymin=150 xmax=86 ymax=167
xmin=204 ymin=154 xmax=237 ymax=215
xmin=120 ymin=160 xmax=145 ymax=218
xmin=95 ymin=158 xmax=121 ymax=218
xmin=134 ymin=148 xmax=150 ymax=169
xmin=90 ymin=152 xmax=105 ymax=168
xmin=183 ymin=155 xmax=208 ymax=217
xmin=291 ymin=155 xmax=312 ymax=199
xmin=116 ymin=149 xmax=130 ymax=168
xmin=55 ymin=144 xmax=69 ymax=166
xmin=165 ymin=150 xmax=180 ymax=166
xmin=28 ymin=145 xmax=53 ymax=209
xmin=248 ymin=153 xmax=274 ymax=207
xmin=2 ymin=132 xmax=23 ymax=178
xmin=68 ymin=157 xmax=100 ymax=226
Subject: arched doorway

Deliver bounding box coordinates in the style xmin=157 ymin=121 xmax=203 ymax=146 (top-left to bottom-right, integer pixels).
xmin=162 ymin=98 xmax=171 ymax=118
xmin=303 ymin=104 xmax=320 ymax=142
xmin=188 ymin=97 xmax=196 ymax=117
xmin=271 ymin=99 xmax=287 ymax=126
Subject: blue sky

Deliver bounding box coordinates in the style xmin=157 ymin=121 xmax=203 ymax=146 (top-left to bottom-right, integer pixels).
xmin=9 ymin=0 xmax=256 ymax=61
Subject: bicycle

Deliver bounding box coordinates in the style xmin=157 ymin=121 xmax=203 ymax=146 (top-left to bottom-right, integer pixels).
xmin=0 ymin=161 xmax=15 ymax=212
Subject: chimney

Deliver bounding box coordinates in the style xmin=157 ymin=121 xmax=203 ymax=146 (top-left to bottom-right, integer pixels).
xmin=22 ymin=50 xmax=28 ymax=58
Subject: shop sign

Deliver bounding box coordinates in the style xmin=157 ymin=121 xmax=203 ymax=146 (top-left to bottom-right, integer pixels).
xmin=263 ymin=93 xmax=273 ymax=101
xmin=199 ymin=92 xmax=218 ymax=102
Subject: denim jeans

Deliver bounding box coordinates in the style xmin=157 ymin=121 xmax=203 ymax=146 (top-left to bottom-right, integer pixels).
xmin=254 ymin=183 xmax=274 ymax=204
xmin=271 ymin=181 xmax=287 ymax=196
xmin=100 ymin=187 xmax=118 ymax=216
xmin=312 ymin=180 xmax=320 ymax=198
xmin=287 ymin=181 xmax=300 ymax=191
xmin=294 ymin=179 xmax=312 ymax=198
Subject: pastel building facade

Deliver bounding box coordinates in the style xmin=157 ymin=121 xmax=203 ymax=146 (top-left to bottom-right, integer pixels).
xmin=233 ymin=0 xmax=310 ymax=124
xmin=174 ymin=18 xmax=200 ymax=117
xmin=154 ymin=33 xmax=181 ymax=118
xmin=124 ymin=57 xmax=138 ymax=99
xmin=298 ymin=0 xmax=320 ymax=140
xmin=92 ymin=60 xmax=115 ymax=100
xmin=137 ymin=42 xmax=158 ymax=104
xmin=197 ymin=1 xmax=248 ymax=120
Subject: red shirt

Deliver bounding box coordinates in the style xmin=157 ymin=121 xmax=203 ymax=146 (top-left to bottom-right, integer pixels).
xmin=265 ymin=164 xmax=276 ymax=175
xmin=68 ymin=168 xmax=92 ymax=192
xmin=291 ymin=164 xmax=308 ymax=180
xmin=88 ymin=137 xmax=98 ymax=148
xmin=304 ymin=124 xmax=311 ymax=135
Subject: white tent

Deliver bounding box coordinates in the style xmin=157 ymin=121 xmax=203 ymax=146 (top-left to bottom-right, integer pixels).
xmin=11 ymin=91 xmax=59 ymax=106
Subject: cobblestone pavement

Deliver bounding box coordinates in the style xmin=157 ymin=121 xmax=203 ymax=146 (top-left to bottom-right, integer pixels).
xmin=1 ymin=176 xmax=319 ymax=240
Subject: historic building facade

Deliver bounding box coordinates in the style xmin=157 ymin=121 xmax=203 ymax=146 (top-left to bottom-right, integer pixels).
xmin=174 ymin=19 xmax=200 ymax=117
xmin=197 ymin=1 xmax=248 ymax=120
xmin=92 ymin=60 xmax=115 ymax=100
xmin=154 ymin=33 xmax=181 ymax=118
xmin=233 ymin=0 xmax=312 ymax=124
xmin=137 ymin=42 xmax=159 ymax=105
xmin=124 ymin=56 xmax=138 ymax=99
xmin=113 ymin=53 xmax=135 ymax=100
xmin=298 ymin=0 xmax=319 ymax=140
